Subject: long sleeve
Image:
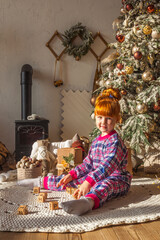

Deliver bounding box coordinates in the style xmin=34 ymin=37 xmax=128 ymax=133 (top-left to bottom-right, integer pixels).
xmin=69 ymin=132 xmax=128 ymax=187
xmin=69 ymin=146 xmax=94 ymax=180
xmin=85 ymin=140 xmax=120 ymax=186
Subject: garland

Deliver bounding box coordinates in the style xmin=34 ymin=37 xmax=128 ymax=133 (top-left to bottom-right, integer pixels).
xmin=62 ymin=23 xmax=94 ymax=60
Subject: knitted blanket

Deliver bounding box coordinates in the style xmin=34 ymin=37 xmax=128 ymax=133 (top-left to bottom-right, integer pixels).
xmin=0 ymin=177 xmax=160 ymax=233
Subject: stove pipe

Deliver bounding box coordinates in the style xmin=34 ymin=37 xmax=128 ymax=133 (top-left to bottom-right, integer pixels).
xmin=21 ymin=64 xmax=33 ymax=120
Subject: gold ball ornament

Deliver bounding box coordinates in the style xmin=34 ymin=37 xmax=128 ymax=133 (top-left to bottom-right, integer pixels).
xmin=136 ymin=85 xmax=143 ymax=93
xmin=125 ymin=66 xmax=134 ymax=74
xmin=136 ymin=103 xmax=148 ymax=114
xmin=90 ymin=96 xmax=97 ymax=107
xmin=151 ymin=30 xmax=160 ymax=39
xmin=142 ymin=70 xmax=153 ymax=82
xmin=143 ymin=25 xmax=152 ymax=35
xmin=148 ymin=122 xmax=156 ymax=133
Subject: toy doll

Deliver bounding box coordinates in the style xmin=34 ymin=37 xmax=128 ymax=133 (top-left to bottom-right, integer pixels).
xmin=31 ymin=140 xmax=57 ymax=176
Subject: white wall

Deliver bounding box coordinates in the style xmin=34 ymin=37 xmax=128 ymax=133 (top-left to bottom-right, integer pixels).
xmin=0 ymin=0 xmax=121 ymax=153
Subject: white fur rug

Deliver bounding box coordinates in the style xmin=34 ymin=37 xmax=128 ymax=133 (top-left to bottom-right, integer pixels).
xmin=0 ymin=177 xmax=160 ymax=233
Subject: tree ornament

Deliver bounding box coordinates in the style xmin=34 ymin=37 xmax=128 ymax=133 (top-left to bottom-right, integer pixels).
xmin=142 ymin=70 xmax=153 ymax=82
xmin=136 ymin=103 xmax=148 ymax=114
xmin=116 ymin=34 xmax=125 ymax=43
xmin=117 ymin=63 xmax=124 ymax=70
xmin=62 ymin=23 xmax=94 ymax=60
xmin=134 ymin=51 xmax=143 ymax=60
xmin=153 ymin=104 xmax=160 ymax=111
xmin=143 ymin=25 xmax=152 ymax=35
xmin=136 ymin=85 xmax=143 ymax=93
xmin=90 ymin=95 xmax=97 ymax=107
xmin=121 ymin=89 xmax=127 ymax=95
xmin=98 ymin=79 xmax=105 ymax=87
xmin=148 ymin=122 xmax=156 ymax=133
xmin=125 ymin=66 xmax=134 ymax=74
xmin=132 ymin=46 xmax=139 ymax=54
xmin=126 ymin=4 xmax=133 ymax=11
xmin=152 ymin=30 xmax=160 ymax=39
xmin=147 ymin=5 xmax=155 ymax=13
xmin=105 ymin=79 xmax=112 ymax=88
xmin=153 ymin=101 xmax=160 ymax=111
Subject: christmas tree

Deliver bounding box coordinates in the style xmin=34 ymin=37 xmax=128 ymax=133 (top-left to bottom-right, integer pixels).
xmin=90 ymin=0 xmax=160 ymax=167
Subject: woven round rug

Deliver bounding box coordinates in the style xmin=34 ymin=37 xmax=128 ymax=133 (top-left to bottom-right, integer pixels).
xmin=0 ymin=177 xmax=160 ymax=233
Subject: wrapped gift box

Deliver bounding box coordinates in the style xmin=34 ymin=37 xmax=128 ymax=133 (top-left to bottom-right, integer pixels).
xmin=57 ymin=148 xmax=83 ymax=175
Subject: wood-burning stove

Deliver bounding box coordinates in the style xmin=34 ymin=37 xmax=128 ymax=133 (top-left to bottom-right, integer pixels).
xmin=15 ymin=119 xmax=49 ymax=161
xmin=15 ymin=64 xmax=49 ymax=162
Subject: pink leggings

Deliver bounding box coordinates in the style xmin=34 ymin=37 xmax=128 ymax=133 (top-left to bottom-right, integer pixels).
xmin=44 ymin=174 xmax=131 ymax=209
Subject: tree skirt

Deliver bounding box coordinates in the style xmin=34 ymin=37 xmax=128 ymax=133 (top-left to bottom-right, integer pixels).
xmin=0 ymin=177 xmax=160 ymax=233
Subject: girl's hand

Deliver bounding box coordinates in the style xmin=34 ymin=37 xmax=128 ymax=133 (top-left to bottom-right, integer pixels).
xmin=73 ymin=180 xmax=91 ymax=199
xmin=57 ymin=174 xmax=72 ymax=189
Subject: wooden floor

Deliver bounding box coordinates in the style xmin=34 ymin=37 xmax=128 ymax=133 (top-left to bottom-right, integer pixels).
xmin=0 ymin=167 xmax=160 ymax=240
xmin=0 ymin=220 xmax=160 ymax=240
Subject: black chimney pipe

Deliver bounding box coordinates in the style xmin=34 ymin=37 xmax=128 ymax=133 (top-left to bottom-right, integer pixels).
xmin=21 ymin=64 xmax=33 ymax=120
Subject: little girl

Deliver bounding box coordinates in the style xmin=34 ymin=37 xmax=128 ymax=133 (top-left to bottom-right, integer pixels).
xmin=18 ymin=88 xmax=132 ymax=215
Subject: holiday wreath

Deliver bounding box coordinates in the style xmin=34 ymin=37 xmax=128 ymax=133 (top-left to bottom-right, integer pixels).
xmin=62 ymin=22 xmax=94 ymax=60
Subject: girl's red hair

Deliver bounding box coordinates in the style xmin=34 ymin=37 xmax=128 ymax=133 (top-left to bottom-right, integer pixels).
xmin=94 ymin=88 xmax=121 ymax=121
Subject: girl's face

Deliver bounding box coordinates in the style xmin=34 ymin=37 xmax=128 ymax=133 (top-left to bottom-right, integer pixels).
xmin=95 ymin=115 xmax=117 ymax=136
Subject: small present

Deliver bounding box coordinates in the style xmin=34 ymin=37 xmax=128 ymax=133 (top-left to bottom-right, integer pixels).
xmin=57 ymin=148 xmax=83 ymax=176
xmin=57 ymin=148 xmax=83 ymax=165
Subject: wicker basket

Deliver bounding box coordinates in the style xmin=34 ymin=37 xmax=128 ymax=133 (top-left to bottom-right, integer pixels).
xmin=17 ymin=166 xmax=42 ymax=180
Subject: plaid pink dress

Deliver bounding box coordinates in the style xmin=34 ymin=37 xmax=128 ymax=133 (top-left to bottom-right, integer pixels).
xmin=43 ymin=130 xmax=132 ymax=209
